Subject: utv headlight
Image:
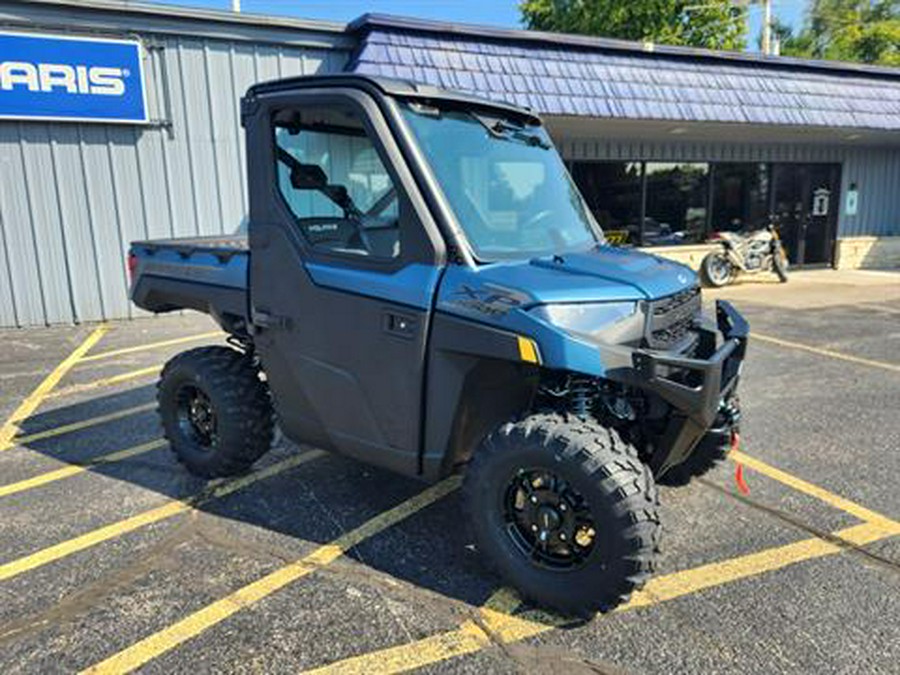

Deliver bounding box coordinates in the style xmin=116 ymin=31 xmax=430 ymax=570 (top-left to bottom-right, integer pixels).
xmin=531 ymin=302 xmax=637 ymax=334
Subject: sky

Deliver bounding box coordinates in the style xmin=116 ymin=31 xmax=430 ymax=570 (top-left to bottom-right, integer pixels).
xmin=150 ymin=0 xmax=810 ymax=51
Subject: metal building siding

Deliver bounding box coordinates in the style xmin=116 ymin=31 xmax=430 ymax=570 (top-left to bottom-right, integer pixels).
xmin=555 ymin=136 xmax=898 ymax=239
xmin=0 ymin=37 xmax=348 ymax=328
xmin=841 ymin=148 xmax=900 ymax=237
xmin=0 ymin=123 xmax=46 ymax=326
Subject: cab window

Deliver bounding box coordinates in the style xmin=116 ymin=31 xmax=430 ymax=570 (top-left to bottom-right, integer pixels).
xmin=273 ymin=105 xmax=400 ymax=259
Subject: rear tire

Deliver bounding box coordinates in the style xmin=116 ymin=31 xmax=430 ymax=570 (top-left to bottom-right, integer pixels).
xmin=773 ymin=247 xmax=789 ymax=283
xmin=158 ymin=346 xmax=274 ymax=478
xmin=463 ymin=413 xmax=660 ymax=616
xmin=701 ymin=252 xmax=734 ymax=287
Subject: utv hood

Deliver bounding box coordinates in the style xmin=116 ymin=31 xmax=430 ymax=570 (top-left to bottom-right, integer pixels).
xmin=440 ymin=246 xmax=698 ymax=314
xmin=526 ymin=247 xmax=697 ymax=302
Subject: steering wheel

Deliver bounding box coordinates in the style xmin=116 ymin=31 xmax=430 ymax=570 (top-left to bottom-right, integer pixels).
xmin=347 ymin=188 xmax=400 ymax=254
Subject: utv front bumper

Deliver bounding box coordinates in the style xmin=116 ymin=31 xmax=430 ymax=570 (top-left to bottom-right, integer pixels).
xmin=629 ymin=300 xmax=748 ymax=474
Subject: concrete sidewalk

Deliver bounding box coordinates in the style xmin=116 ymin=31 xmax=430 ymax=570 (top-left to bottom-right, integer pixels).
xmin=708 ymin=269 xmax=900 ymax=309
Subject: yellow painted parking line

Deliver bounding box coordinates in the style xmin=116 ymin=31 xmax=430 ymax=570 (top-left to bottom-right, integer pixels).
xmin=625 ymin=520 xmax=898 ymax=608
xmin=732 ymin=450 xmax=900 ymax=529
xmin=81 ymin=476 xmax=461 ymax=675
xmin=77 ymin=332 xmax=223 ymax=364
xmin=47 ymin=366 xmax=162 ymax=400
xmin=0 ymin=451 xmax=323 ymax=583
xmin=1 ymin=403 xmax=157 ymax=453
xmin=308 ymin=620 xmax=491 ymax=675
xmin=0 ymin=439 xmax=166 ymax=499
xmin=304 ymin=520 xmax=900 ymax=675
xmin=0 ymin=325 xmax=109 ymax=450
xmin=753 ymin=332 xmax=900 ymax=374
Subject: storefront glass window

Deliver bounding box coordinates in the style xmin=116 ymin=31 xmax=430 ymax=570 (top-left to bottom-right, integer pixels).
xmin=570 ymin=162 xmax=643 ymax=245
xmin=644 ymin=162 xmax=710 ymax=245
xmin=711 ymin=163 xmax=771 ymax=233
xmin=567 ymin=160 xmax=790 ymax=248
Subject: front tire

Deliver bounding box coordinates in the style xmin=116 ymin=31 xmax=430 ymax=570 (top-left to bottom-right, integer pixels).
xmin=158 ymin=346 xmax=274 ymax=478
xmin=463 ymin=414 xmax=660 ymax=616
xmin=701 ymin=252 xmax=735 ymax=287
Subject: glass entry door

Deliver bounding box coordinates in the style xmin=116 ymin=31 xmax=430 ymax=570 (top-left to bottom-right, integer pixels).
xmin=772 ymin=164 xmax=841 ymax=266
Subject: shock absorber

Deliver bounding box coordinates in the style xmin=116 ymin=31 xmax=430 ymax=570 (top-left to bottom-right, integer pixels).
xmin=567 ymin=376 xmax=594 ymax=420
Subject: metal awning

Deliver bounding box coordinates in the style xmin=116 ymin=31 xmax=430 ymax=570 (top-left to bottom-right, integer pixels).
xmin=347 ymin=14 xmax=900 ymax=132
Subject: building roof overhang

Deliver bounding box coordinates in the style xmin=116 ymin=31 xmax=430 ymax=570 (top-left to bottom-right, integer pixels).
xmin=347 ymin=13 xmax=900 ymax=133
xmin=547 ymin=116 xmax=900 ymax=148
xmin=9 ymin=2 xmax=900 ymax=134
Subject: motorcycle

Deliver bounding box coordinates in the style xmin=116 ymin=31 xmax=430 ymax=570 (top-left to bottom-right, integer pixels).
xmin=700 ymin=222 xmax=789 ymax=287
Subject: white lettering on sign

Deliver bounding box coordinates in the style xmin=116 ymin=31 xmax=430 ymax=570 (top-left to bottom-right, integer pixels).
xmin=38 ymin=63 xmax=75 ymax=92
xmin=0 ymin=61 xmax=125 ymax=95
xmin=0 ymin=61 xmax=37 ymax=90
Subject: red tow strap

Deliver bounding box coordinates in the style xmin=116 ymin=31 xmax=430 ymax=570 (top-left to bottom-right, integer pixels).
xmin=732 ymin=431 xmax=750 ymax=495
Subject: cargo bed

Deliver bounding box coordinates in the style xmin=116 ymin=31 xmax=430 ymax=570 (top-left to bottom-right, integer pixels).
xmin=129 ymin=234 xmax=250 ymax=333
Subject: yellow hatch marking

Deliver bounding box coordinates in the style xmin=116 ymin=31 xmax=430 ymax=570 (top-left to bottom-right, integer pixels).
xmin=0 ymin=439 xmax=166 ymax=499
xmin=0 ymin=325 xmax=109 ymax=451
xmin=77 ymin=332 xmax=223 ymax=364
xmin=731 ymin=450 xmax=899 ymax=529
xmin=305 ymin=449 xmax=900 ymax=675
xmin=517 ymin=336 xmax=540 ymax=364
xmin=303 ymin=520 xmax=899 ymax=675
xmin=753 ymin=332 xmax=900 ymax=374
xmin=80 ymin=477 xmax=461 ymax=675
xmin=2 ymin=403 xmax=157 ymax=453
xmin=0 ymin=451 xmax=323 ymax=583
xmin=47 ymin=366 xmax=162 ymax=400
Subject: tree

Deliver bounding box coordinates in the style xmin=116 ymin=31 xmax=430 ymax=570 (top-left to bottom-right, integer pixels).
xmin=519 ymin=0 xmax=747 ymax=51
xmin=777 ymin=0 xmax=900 ymax=66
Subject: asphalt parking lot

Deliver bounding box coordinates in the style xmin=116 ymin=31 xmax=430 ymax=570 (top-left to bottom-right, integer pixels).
xmin=1 ymin=269 xmax=898 ymax=674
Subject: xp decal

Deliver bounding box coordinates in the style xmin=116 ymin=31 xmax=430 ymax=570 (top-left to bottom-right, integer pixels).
xmin=448 ymin=283 xmax=531 ymax=317
xmin=0 ymin=31 xmax=147 ymax=123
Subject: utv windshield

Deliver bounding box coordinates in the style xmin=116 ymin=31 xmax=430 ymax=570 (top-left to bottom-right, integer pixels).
xmin=400 ymin=102 xmax=602 ymax=261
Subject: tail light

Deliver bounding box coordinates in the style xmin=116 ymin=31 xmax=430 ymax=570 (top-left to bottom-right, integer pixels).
xmin=127 ymin=252 xmax=138 ymax=284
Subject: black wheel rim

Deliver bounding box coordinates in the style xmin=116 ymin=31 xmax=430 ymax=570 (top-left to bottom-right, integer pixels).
xmin=503 ymin=468 xmax=597 ymax=570
xmin=175 ymin=384 xmax=218 ymax=450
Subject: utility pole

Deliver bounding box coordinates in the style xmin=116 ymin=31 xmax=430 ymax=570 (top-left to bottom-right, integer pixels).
xmin=231 ymin=0 xmax=241 ymax=12
xmin=760 ymin=0 xmax=772 ymax=55
xmin=719 ymin=1 xmax=775 ymax=55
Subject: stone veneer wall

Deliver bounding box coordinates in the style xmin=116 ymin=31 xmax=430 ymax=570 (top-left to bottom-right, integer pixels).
xmin=637 ymin=244 xmax=720 ymax=270
xmin=834 ymin=237 xmax=900 ymax=269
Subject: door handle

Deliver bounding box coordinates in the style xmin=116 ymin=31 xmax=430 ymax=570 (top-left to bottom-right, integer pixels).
xmin=383 ymin=311 xmax=417 ymax=339
xmin=252 ymin=308 xmax=291 ymax=330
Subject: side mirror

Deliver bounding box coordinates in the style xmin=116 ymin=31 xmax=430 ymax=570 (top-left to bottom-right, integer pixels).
xmin=288 ymin=162 xmax=358 ymax=216
xmin=290 ymin=163 xmax=328 ymax=191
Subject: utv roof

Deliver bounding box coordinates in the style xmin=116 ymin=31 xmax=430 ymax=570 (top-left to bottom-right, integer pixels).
xmin=244 ymin=73 xmax=542 ymax=125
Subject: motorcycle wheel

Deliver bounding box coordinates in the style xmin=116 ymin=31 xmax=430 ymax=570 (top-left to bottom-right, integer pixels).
xmin=773 ymin=247 xmax=789 ymax=283
xmin=701 ymin=252 xmax=734 ymax=288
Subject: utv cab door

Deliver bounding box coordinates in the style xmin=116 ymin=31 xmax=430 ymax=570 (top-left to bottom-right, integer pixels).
xmin=245 ymin=88 xmax=445 ymax=476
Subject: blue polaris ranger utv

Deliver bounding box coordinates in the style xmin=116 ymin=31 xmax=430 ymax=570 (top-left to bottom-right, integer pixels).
xmin=129 ymin=74 xmax=748 ymax=615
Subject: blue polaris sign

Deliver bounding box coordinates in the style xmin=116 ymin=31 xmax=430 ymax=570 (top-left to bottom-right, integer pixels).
xmin=0 ymin=31 xmax=147 ymax=123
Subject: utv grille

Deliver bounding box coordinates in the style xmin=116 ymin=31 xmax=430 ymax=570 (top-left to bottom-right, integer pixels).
xmin=646 ymin=286 xmax=701 ymax=349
